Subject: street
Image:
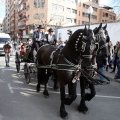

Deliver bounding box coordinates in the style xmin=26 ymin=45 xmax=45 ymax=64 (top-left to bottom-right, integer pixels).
xmin=0 ymin=55 xmax=120 ymax=120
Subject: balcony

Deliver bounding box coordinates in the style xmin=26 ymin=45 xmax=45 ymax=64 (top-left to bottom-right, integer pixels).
xmin=18 ymin=23 xmax=26 ymax=30
xmin=19 ymin=15 xmax=27 ymax=22
xmin=18 ymin=0 xmax=27 ymax=5
xmin=18 ymin=7 xmax=26 ymax=15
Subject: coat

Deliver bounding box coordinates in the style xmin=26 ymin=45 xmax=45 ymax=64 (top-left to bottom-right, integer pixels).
xmin=45 ymin=34 xmax=57 ymax=45
xmin=33 ymin=31 xmax=46 ymax=42
xmin=3 ymin=44 xmax=11 ymax=53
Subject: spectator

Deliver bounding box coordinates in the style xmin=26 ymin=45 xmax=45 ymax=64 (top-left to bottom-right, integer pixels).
xmin=110 ymin=42 xmax=119 ymax=73
xmin=106 ymin=41 xmax=114 ymax=71
xmin=114 ymin=43 xmax=120 ymax=79
xmin=3 ymin=41 xmax=11 ymax=67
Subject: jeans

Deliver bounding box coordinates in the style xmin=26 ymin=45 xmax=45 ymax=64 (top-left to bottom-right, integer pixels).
xmin=116 ymin=59 xmax=120 ymax=78
xmin=5 ymin=53 xmax=10 ymax=65
xmin=99 ymin=67 xmax=104 ymax=81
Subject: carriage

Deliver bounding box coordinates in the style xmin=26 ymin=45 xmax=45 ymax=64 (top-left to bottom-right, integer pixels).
xmin=15 ymin=41 xmax=38 ymax=84
xmin=15 ymin=24 xmax=111 ymax=119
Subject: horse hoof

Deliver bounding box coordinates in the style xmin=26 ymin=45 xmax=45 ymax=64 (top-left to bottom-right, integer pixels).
xmin=78 ymin=106 xmax=88 ymax=114
xmin=60 ymin=111 xmax=68 ymax=119
xmin=43 ymin=90 xmax=49 ymax=97
xmin=36 ymin=85 xmax=40 ymax=93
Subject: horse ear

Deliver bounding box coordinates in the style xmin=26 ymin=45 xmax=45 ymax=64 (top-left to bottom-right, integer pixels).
xmin=84 ymin=25 xmax=88 ymax=34
xmin=98 ymin=23 xmax=102 ymax=29
xmin=103 ymin=24 xmax=107 ymax=30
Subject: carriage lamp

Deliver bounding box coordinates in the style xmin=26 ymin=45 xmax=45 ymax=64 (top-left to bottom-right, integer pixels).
xmin=87 ymin=6 xmax=93 ymax=29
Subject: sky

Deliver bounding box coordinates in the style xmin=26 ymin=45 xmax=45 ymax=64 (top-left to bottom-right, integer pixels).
xmin=0 ymin=0 xmax=119 ymax=23
xmin=0 ymin=0 xmax=5 ymax=23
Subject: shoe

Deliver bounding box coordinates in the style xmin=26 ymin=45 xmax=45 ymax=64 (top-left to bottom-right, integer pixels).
xmin=110 ymin=71 xmax=115 ymax=73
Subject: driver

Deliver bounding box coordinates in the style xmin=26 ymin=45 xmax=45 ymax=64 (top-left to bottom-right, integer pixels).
xmin=33 ymin=25 xmax=46 ymax=51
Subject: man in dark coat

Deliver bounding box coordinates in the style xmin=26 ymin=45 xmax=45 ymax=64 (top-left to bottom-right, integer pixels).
xmin=45 ymin=28 xmax=57 ymax=45
xmin=32 ymin=25 xmax=46 ymax=51
xmin=3 ymin=41 xmax=11 ymax=67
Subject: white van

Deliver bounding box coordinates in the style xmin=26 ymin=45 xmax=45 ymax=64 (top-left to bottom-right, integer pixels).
xmin=0 ymin=33 xmax=13 ymax=55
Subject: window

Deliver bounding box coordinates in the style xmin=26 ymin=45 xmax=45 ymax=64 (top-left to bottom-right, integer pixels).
xmin=67 ymin=8 xmax=71 ymax=13
xmin=52 ymin=15 xmax=64 ymax=21
xmin=34 ymin=0 xmax=37 ymax=8
xmin=103 ymin=13 xmax=105 ymax=17
xmin=66 ymin=18 xmax=72 ymax=23
xmin=105 ymin=13 xmax=108 ymax=17
xmin=92 ymin=15 xmax=97 ymax=19
xmin=82 ymin=12 xmax=88 ymax=17
xmin=79 ymin=11 xmax=80 ymax=16
xmin=92 ymin=0 xmax=98 ymax=3
xmin=93 ymin=7 xmax=97 ymax=12
xmin=34 ymin=0 xmax=45 ymax=8
xmin=83 ymin=3 xmax=89 ymax=9
xmin=82 ymin=21 xmax=89 ymax=25
xmin=109 ymin=15 xmax=112 ymax=19
xmin=72 ymin=9 xmax=77 ymax=14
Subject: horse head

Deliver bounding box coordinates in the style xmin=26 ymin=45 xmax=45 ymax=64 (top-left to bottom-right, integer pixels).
xmin=62 ymin=26 xmax=96 ymax=68
xmin=93 ymin=23 xmax=109 ymax=63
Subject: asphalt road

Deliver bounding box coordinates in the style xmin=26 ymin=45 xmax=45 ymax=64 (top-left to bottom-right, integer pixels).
xmin=0 ymin=55 xmax=120 ymax=120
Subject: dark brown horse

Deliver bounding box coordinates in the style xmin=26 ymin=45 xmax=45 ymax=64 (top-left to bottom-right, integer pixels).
xmin=78 ymin=23 xmax=110 ymax=114
xmin=36 ymin=26 xmax=96 ymax=118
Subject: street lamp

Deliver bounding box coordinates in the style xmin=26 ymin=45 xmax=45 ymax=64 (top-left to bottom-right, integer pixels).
xmin=87 ymin=6 xmax=93 ymax=29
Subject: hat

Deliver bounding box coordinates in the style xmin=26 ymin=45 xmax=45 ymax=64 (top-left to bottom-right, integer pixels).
xmin=37 ymin=25 xmax=44 ymax=29
xmin=48 ymin=28 xmax=54 ymax=32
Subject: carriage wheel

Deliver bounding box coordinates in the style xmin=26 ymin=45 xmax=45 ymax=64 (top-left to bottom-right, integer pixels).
xmin=24 ymin=63 xmax=30 ymax=84
xmin=15 ymin=52 xmax=20 ymax=73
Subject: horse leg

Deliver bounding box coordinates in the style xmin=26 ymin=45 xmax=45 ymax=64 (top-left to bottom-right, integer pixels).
xmin=36 ymin=68 xmax=42 ymax=92
xmin=85 ymin=83 xmax=96 ymax=101
xmin=52 ymin=72 xmax=58 ymax=90
xmin=60 ymin=84 xmax=68 ymax=119
xmin=65 ymin=81 xmax=77 ymax=105
xmin=43 ymin=83 xmax=49 ymax=97
xmin=43 ymin=69 xmax=49 ymax=97
xmin=78 ymin=76 xmax=88 ymax=114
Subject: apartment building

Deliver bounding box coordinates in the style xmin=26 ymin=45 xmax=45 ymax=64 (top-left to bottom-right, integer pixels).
xmin=0 ymin=23 xmax=3 ymax=33
xmin=15 ymin=0 xmax=116 ymax=37
xmin=18 ymin=0 xmax=28 ymax=38
xmin=5 ymin=0 xmax=10 ymax=34
xmin=99 ymin=6 xmax=116 ymax=23
xmin=77 ymin=0 xmax=100 ymax=25
xmin=10 ymin=0 xmax=18 ymax=38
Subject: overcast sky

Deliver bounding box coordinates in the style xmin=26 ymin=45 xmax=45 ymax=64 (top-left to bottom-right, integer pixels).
xmin=0 ymin=0 xmax=118 ymax=23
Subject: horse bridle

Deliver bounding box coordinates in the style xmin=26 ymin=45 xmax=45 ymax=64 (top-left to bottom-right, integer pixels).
xmin=75 ymin=31 xmax=94 ymax=59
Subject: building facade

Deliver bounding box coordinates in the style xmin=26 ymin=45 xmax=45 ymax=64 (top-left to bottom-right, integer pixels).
xmin=5 ymin=0 xmax=10 ymax=34
xmin=12 ymin=0 xmax=116 ymax=38
xmin=0 ymin=23 xmax=3 ymax=33
xmin=99 ymin=6 xmax=116 ymax=23
xmin=10 ymin=0 xmax=18 ymax=39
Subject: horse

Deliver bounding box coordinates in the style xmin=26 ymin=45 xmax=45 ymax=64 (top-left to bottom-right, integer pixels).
xmin=77 ymin=23 xmax=109 ymax=114
xmin=36 ymin=26 xmax=96 ymax=118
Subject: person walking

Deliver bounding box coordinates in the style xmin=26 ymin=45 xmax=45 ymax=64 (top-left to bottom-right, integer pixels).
xmin=3 ymin=41 xmax=11 ymax=67
xmin=45 ymin=28 xmax=57 ymax=45
xmin=32 ymin=25 xmax=46 ymax=51
xmin=106 ymin=41 xmax=114 ymax=71
xmin=114 ymin=43 xmax=120 ymax=79
xmin=110 ymin=42 xmax=119 ymax=73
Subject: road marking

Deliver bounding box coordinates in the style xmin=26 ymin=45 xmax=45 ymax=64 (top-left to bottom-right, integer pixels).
xmin=11 ymin=86 xmax=120 ymax=99
xmin=8 ymin=83 xmax=14 ymax=94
